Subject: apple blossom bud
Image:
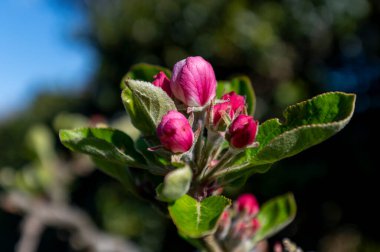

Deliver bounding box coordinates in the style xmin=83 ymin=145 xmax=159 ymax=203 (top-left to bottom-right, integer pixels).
xmin=274 ymin=242 xmax=283 ymax=252
xmin=220 ymin=211 xmax=230 ymax=225
xmin=171 ymin=56 xmax=216 ymax=107
xmin=227 ymin=115 xmax=258 ymax=149
xmin=233 ymin=221 xmax=247 ymax=236
xmin=235 ymin=193 xmax=259 ymax=216
xmin=223 ymin=91 xmax=246 ymax=113
xmin=157 ymin=111 xmax=194 ymax=153
xmin=217 ymin=210 xmax=231 ymax=239
xmin=152 ymin=71 xmax=172 ymax=97
xmin=251 ymin=218 xmax=260 ymax=232
xmin=213 ymin=92 xmax=246 ymax=126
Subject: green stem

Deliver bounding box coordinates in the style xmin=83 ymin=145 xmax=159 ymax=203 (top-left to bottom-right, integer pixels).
xmin=203 ymin=235 xmax=223 ymax=252
xmin=192 ymin=110 xmax=206 ymax=172
xmin=199 ymin=131 xmax=225 ymax=171
xmin=201 ymin=148 xmax=239 ymax=182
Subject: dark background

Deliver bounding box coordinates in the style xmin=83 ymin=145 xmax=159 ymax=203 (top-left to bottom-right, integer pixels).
xmin=1 ymin=0 xmax=379 ymax=251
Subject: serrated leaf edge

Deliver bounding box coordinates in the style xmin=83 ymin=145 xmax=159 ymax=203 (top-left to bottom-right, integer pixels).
xmin=252 ymin=193 xmax=297 ymax=244
xmin=215 ymin=92 xmax=356 ymax=175
xmin=59 ymin=127 xmax=146 ymax=168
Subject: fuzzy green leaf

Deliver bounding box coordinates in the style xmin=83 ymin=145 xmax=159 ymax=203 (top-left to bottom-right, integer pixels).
xmin=134 ymin=137 xmax=170 ymax=175
xmin=168 ymin=195 xmax=231 ymax=238
xmin=253 ymin=193 xmax=297 ymax=243
xmin=224 ymin=164 xmax=273 ymax=189
xmin=91 ymin=157 xmax=140 ymax=196
xmin=218 ymin=92 xmax=356 ymax=178
xmin=121 ymin=63 xmax=172 ymax=89
xmin=217 ymin=76 xmax=256 ymax=115
xmin=122 ymin=80 xmax=176 ymax=135
xmin=59 ymin=127 xmax=145 ymax=168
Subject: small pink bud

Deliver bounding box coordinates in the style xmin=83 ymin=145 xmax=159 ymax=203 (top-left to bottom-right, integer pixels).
xmin=274 ymin=242 xmax=283 ymax=252
xmin=213 ymin=102 xmax=231 ymax=126
xmin=251 ymin=218 xmax=260 ymax=232
xmin=223 ymin=91 xmax=246 ymax=113
xmin=217 ymin=210 xmax=232 ymax=239
xmin=232 ymin=221 xmax=252 ymax=239
xmin=171 ymin=56 xmax=216 ymax=107
xmin=234 ymin=221 xmax=246 ymax=233
xmin=245 ymin=218 xmax=261 ymax=237
xmin=213 ymin=91 xmax=246 ymax=126
xmin=227 ymin=115 xmax=258 ymax=149
xmin=157 ymin=111 xmax=194 ymax=153
xmin=221 ymin=211 xmax=230 ymax=223
xmin=210 ymin=159 xmax=219 ymax=168
xmin=236 ymin=193 xmax=260 ymax=216
xmin=152 ymin=71 xmax=172 ymax=97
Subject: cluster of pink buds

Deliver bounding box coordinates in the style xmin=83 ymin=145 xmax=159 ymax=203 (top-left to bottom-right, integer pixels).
xmin=149 ymin=56 xmax=259 ymax=196
xmin=212 ymin=91 xmax=246 ymax=129
xmin=216 ymin=194 xmax=261 ymax=251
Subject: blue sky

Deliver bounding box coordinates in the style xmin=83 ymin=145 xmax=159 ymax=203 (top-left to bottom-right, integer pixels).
xmin=0 ymin=0 xmax=93 ymax=119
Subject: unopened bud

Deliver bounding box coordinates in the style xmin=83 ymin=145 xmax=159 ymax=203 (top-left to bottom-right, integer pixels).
xmin=235 ymin=193 xmax=260 ymax=216
xmin=227 ymin=115 xmax=258 ymax=149
xmin=171 ymin=56 xmax=216 ymax=107
xmin=157 ymin=111 xmax=194 ymax=153
xmin=213 ymin=91 xmax=246 ymax=129
xmin=251 ymin=218 xmax=260 ymax=233
xmin=152 ymin=71 xmax=172 ymax=97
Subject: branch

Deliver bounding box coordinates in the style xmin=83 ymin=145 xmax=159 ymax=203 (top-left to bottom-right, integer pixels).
xmin=1 ymin=192 xmax=140 ymax=252
xmin=16 ymin=216 xmax=44 ymax=252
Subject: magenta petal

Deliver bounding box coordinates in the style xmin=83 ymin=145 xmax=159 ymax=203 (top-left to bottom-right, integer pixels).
xmin=157 ymin=110 xmax=194 ymax=153
xmin=170 ymin=56 xmax=216 ymax=107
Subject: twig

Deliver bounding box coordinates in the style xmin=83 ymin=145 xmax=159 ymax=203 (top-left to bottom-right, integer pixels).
xmin=16 ymin=216 xmax=44 ymax=252
xmin=1 ymin=192 xmax=140 ymax=252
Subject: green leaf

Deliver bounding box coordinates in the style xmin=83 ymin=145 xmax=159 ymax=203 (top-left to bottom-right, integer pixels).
xmin=253 ymin=193 xmax=297 ymax=243
xmin=168 ymin=195 xmax=231 ymax=238
xmin=217 ymin=76 xmax=256 ymax=115
xmin=134 ymin=137 xmax=170 ymax=175
xmin=122 ymin=80 xmax=176 ymax=135
xmin=224 ymin=164 xmax=273 ymax=189
xmin=91 ymin=157 xmax=140 ymax=196
xmin=59 ymin=127 xmax=146 ymax=168
xmin=121 ymin=63 xmax=172 ymax=89
xmin=156 ymin=166 xmax=193 ymax=202
xmin=218 ymin=92 xmax=356 ymax=178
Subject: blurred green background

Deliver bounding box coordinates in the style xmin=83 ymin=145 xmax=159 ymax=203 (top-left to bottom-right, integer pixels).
xmin=1 ymin=0 xmax=379 ymax=251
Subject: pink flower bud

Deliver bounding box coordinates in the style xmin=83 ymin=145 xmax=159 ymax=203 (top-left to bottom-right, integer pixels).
xmin=213 ymin=102 xmax=230 ymax=126
xmin=170 ymin=56 xmax=216 ymax=107
xmin=251 ymin=218 xmax=260 ymax=232
xmin=232 ymin=221 xmax=254 ymax=240
xmin=236 ymin=193 xmax=260 ymax=216
xmin=152 ymin=71 xmax=172 ymax=97
xmin=225 ymin=91 xmax=246 ymax=112
xmin=244 ymin=218 xmax=261 ymax=237
xmin=213 ymin=91 xmax=246 ymax=126
xmin=216 ymin=210 xmax=232 ymax=239
xmin=157 ymin=110 xmax=194 ymax=153
xmin=274 ymin=242 xmax=283 ymax=252
xmin=227 ymin=115 xmax=258 ymax=149
xmin=220 ymin=211 xmax=230 ymax=224
xmin=233 ymin=221 xmax=246 ymax=233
